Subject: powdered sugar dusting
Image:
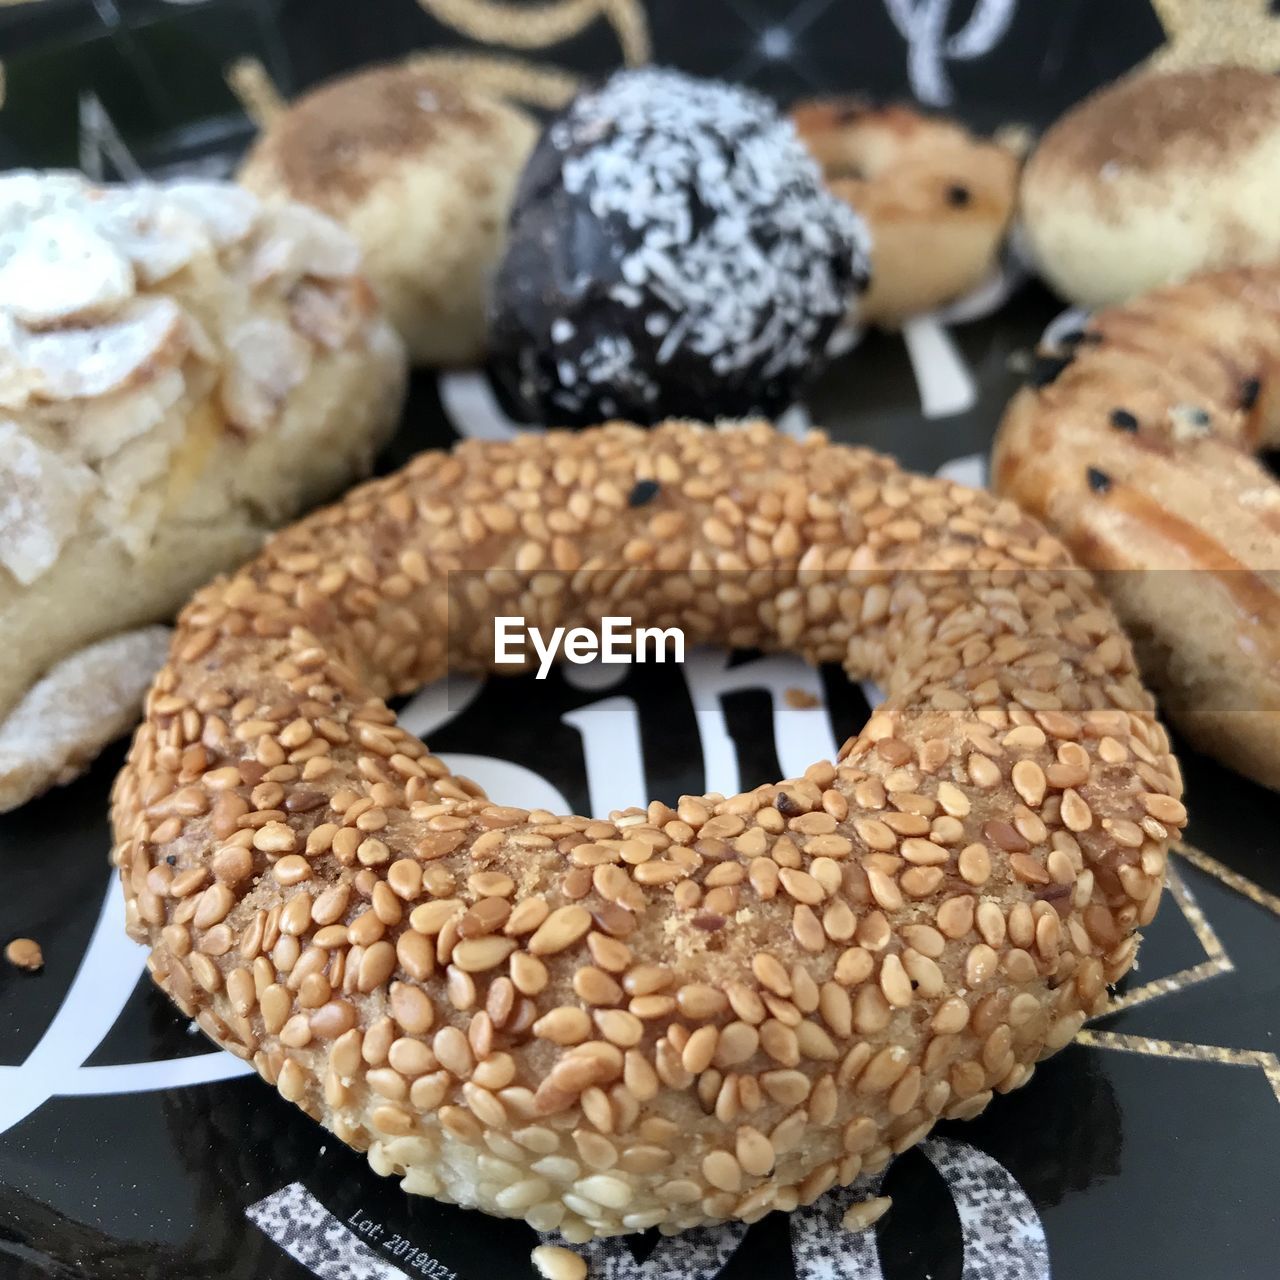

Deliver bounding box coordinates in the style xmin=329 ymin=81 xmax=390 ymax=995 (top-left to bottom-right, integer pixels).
xmin=0 ymin=212 xmax=135 ymax=326
xmin=220 ymin=316 xmax=313 ymax=433
xmin=0 ymin=419 xmax=95 ymax=584
xmin=0 ymin=171 xmax=374 ymax=588
xmin=250 ymin=202 xmax=363 ymax=285
xmin=0 ymin=626 xmax=171 ymax=812
xmin=2 ymin=296 xmax=187 ymax=407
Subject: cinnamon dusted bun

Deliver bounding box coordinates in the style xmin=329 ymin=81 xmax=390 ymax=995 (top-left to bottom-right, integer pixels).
xmin=1020 ymin=65 xmax=1280 ymax=307
xmin=240 ymin=62 xmax=538 ymax=367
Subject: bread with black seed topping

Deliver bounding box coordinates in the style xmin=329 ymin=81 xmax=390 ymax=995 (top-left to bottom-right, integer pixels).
xmin=994 ymin=266 xmax=1280 ymax=788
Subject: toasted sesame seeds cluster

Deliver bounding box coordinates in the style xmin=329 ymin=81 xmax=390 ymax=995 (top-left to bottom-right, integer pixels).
xmin=111 ymin=420 xmax=1185 ymax=1239
xmin=993 ymin=265 xmax=1280 ymax=790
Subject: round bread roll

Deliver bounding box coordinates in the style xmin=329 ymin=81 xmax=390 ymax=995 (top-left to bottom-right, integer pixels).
xmin=993 ymin=266 xmax=1280 ymax=789
xmin=791 ymin=100 xmax=1018 ymax=325
xmin=1020 ymin=65 xmax=1280 ymax=308
xmin=239 ymin=63 xmax=539 ymax=367
xmin=112 ymin=419 xmax=1184 ymax=1241
xmin=0 ymin=171 xmax=406 ymax=811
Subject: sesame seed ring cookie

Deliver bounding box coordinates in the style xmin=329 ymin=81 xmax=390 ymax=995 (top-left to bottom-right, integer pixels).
xmin=111 ymin=420 xmax=1185 ymax=1240
xmin=993 ymin=266 xmax=1280 ymax=790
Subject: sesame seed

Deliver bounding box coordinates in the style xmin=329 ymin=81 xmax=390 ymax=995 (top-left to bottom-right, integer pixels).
xmin=6 ymin=937 xmax=43 ymax=972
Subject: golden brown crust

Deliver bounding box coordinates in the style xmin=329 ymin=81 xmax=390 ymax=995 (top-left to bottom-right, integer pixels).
xmin=112 ymin=420 xmax=1183 ymax=1239
xmin=993 ymin=267 xmax=1280 ymax=789
xmin=792 ymin=100 xmax=1018 ymax=324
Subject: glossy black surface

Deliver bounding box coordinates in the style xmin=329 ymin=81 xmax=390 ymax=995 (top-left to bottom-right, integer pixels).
xmin=2 ymin=2 xmax=1279 ymax=1278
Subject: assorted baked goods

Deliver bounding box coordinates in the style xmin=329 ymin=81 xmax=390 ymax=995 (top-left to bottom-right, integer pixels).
xmin=993 ymin=265 xmax=1280 ymax=790
xmin=1019 ymin=65 xmax=1280 ymax=308
xmin=112 ymin=418 xmax=1184 ymax=1239
xmin=792 ymin=100 xmax=1019 ymax=326
xmin=487 ymin=68 xmax=871 ymax=427
xmin=240 ymin=62 xmax=539 ymax=367
xmin=0 ymin=171 xmax=406 ymax=811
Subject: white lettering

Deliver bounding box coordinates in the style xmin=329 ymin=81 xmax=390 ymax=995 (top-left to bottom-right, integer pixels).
xmin=492 ymin=617 xmax=686 ymax=678
xmin=600 ymin=616 xmax=631 ymax=662
xmin=562 ymin=627 xmax=599 ymax=664
xmin=528 ymin=625 xmax=565 ymax=680
xmin=493 ymin=617 xmax=526 ymax=665
xmin=634 ymin=625 xmax=684 ymax=665
xmin=883 ymin=0 xmax=1017 ymax=106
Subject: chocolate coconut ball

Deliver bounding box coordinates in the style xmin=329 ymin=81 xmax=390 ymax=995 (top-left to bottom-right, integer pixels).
xmin=488 ymin=67 xmax=872 ymax=426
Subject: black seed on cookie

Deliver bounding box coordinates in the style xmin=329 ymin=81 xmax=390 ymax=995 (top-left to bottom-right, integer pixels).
xmin=1170 ymin=404 xmax=1212 ymax=434
xmin=628 ymin=479 xmax=660 ymax=507
xmin=1030 ymin=352 xmax=1073 ymax=387
xmin=946 ymin=184 xmax=971 ymax=207
xmin=166 ymin=854 xmax=177 ymax=865
xmin=1109 ymin=408 xmax=1139 ymax=432
xmin=1063 ymin=330 xmax=1103 ymax=347
xmin=1086 ymin=466 xmax=1112 ymax=494
xmin=775 ymin=792 xmax=801 ymax=816
xmin=1239 ymin=376 xmax=1261 ymax=410
xmin=1036 ymin=883 xmax=1072 ymax=904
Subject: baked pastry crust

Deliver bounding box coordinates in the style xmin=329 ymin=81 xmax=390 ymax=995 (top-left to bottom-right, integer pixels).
xmin=0 ymin=172 xmax=407 ymax=809
xmin=1020 ymin=65 xmax=1280 ymax=307
xmin=0 ymin=627 xmax=171 ymax=811
xmin=112 ymin=419 xmax=1183 ymax=1239
xmin=239 ymin=62 xmax=539 ymax=367
xmin=993 ymin=266 xmax=1280 ymax=788
xmin=792 ymin=100 xmax=1018 ymax=325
